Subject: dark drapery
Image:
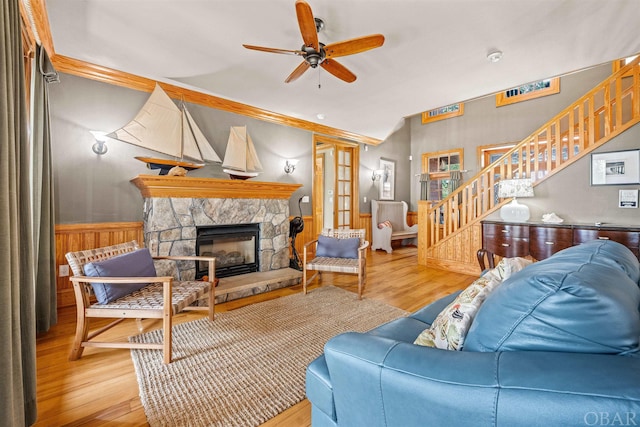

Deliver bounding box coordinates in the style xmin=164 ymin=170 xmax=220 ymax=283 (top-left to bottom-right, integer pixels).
xmin=0 ymin=0 xmax=38 ymax=424
xmin=32 ymin=45 xmax=57 ymax=333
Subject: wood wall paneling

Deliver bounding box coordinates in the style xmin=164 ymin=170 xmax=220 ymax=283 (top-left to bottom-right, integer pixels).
xmin=57 ymin=213 xmax=415 ymax=308
xmin=55 ymin=222 xmax=144 ymax=308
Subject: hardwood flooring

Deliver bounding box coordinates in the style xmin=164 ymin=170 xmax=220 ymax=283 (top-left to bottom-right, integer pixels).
xmin=34 ymin=246 xmax=476 ymax=426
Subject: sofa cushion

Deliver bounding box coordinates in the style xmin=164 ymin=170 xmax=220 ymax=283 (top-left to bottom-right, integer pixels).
xmin=315 ymin=235 xmax=360 ymax=259
xmin=414 ymin=257 xmax=532 ymax=350
xmin=84 ymin=248 xmax=157 ymax=304
xmin=464 ymin=240 xmax=640 ymax=355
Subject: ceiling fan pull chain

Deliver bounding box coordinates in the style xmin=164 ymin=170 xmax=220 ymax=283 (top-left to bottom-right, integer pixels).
xmin=318 ymin=67 xmax=321 ymax=89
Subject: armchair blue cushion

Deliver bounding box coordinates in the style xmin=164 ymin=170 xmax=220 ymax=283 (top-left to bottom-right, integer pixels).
xmin=306 ymin=240 xmax=640 ymax=426
xmin=84 ymin=248 xmax=157 ymax=304
xmin=315 ymin=235 xmax=360 ymax=259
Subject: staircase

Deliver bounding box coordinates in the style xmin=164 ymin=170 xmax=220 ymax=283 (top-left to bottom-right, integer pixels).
xmin=418 ymin=57 xmax=640 ymax=275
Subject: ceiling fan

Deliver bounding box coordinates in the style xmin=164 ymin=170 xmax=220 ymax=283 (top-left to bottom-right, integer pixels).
xmin=243 ymin=0 xmax=385 ymax=84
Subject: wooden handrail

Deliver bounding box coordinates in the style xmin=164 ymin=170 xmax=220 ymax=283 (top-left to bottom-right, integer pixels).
xmin=423 ymin=56 xmax=640 ymax=250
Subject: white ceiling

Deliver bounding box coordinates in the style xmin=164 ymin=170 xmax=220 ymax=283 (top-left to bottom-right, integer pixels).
xmin=45 ymin=0 xmax=640 ymax=142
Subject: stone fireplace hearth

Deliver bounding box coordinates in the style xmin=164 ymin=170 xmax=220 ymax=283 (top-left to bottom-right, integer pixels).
xmin=131 ymin=175 xmax=302 ymax=301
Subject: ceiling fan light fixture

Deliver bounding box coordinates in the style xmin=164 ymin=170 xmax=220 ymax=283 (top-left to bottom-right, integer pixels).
xmin=308 ymin=54 xmax=320 ymax=67
xmin=487 ymin=50 xmax=503 ymax=63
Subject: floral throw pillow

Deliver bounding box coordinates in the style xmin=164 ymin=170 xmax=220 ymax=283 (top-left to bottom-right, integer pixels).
xmin=414 ymin=257 xmax=532 ymax=350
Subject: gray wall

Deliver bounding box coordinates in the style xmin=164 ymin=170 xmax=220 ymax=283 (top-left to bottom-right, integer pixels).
xmin=49 ymin=74 xmax=314 ymax=223
xmin=524 ymin=128 xmax=640 ymax=224
xmin=359 ymin=120 xmax=412 ymax=214
xmin=50 ymin=64 xmax=638 ymax=228
xmin=49 ymin=73 xmax=414 ymax=224
xmin=408 ymin=63 xmax=640 ymax=225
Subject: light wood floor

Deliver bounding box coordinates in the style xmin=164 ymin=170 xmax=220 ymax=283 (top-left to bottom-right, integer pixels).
xmin=34 ymin=246 xmax=476 ymax=426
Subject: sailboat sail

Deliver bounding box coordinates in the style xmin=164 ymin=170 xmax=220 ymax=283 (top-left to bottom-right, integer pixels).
xmin=222 ymin=126 xmax=263 ymax=179
xmin=108 ymin=84 xmax=221 ymax=171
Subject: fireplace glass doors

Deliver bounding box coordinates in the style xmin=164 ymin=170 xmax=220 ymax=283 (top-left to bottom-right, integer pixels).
xmin=195 ymin=224 xmax=259 ymax=278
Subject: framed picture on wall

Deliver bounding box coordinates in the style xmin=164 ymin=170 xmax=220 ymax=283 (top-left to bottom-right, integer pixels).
xmin=379 ymin=158 xmax=396 ymax=200
xmin=591 ymin=149 xmax=640 ymax=186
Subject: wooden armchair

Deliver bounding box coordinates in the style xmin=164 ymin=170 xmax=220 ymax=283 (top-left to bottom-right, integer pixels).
xmin=302 ymin=229 xmax=369 ymax=299
xmin=65 ymin=240 xmax=215 ymax=364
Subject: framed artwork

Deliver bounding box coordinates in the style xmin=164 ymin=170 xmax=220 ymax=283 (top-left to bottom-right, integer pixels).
xmin=619 ymin=189 xmax=639 ymax=209
xmin=379 ymin=158 xmax=396 ymax=200
xmin=591 ymin=149 xmax=640 ymax=186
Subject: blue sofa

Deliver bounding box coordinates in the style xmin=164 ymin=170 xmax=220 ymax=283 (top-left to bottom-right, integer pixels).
xmin=306 ymin=240 xmax=640 ymax=426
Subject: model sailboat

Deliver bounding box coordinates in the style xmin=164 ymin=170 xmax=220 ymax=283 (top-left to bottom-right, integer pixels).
xmin=222 ymin=126 xmax=263 ymax=180
xmin=108 ymin=84 xmax=222 ymax=175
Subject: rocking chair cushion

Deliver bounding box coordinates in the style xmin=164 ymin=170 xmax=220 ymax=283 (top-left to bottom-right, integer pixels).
xmin=84 ymin=248 xmax=157 ymax=304
xmin=315 ymin=235 xmax=360 ymax=259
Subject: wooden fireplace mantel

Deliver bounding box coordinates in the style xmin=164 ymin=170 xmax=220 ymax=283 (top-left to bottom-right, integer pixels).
xmin=131 ymin=174 xmax=302 ymax=199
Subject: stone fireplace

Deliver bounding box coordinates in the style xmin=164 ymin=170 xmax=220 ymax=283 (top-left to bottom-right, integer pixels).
xmin=131 ymin=175 xmax=302 ymax=299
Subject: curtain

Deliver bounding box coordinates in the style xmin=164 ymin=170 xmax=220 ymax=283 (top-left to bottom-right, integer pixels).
xmin=0 ymin=0 xmax=38 ymax=424
xmin=32 ymin=45 xmax=57 ymax=332
xmin=418 ymin=173 xmax=429 ymax=200
xmin=449 ymin=170 xmax=462 ymax=193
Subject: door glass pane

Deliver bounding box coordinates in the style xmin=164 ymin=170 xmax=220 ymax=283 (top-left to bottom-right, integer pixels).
xmin=343 ymin=196 xmax=350 ymax=209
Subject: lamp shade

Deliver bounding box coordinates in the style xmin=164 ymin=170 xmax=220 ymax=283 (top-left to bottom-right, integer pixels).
xmin=497 ymin=179 xmax=534 ymax=198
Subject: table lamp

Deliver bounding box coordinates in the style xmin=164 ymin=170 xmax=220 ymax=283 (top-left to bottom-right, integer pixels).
xmin=498 ymin=178 xmax=534 ymax=222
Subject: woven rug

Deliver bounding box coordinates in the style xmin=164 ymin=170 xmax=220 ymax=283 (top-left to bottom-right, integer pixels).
xmin=130 ymin=286 xmax=408 ymax=427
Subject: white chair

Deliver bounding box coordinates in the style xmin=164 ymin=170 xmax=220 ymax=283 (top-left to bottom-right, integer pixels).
xmin=371 ymin=200 xmax=418 ymax=253
xmin=302 ymin=229 xmax=369 ymax=299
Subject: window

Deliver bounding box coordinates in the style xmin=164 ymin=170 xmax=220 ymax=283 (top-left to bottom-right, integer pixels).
xmin=421 ymin=103 xmax=464 ymax=124
xmin=421 ymin=149 xmax=463 ymax=201
xmin=495 ymin=78 xmax=560 ymax=107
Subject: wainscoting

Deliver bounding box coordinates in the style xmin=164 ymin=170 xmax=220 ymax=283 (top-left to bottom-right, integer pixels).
xmin=55 ymin=222 xmax=144 ymax=308
xmin=55 ymin=211 xmax=416 ymax=308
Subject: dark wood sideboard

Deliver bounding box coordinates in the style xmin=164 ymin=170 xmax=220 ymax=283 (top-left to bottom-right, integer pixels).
xmin=478 ymin=220 xmax=640 ymax=270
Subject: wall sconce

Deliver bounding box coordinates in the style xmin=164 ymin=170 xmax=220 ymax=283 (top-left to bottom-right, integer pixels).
xmin=284 ymin=159 xmax=299 ymax=174
xmin=90 ymin=131 xmax=108 ymax=155
xmin=372 ymin=169 xmax=383 ymax=182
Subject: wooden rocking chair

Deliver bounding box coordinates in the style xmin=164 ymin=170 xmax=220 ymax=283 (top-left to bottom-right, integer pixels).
xmin=65 ymin=240 xmax=215 ymax=364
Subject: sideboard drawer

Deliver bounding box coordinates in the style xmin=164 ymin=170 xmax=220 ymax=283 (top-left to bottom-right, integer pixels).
xmin=483 ymin=223 xmax=530 ymax=258
xmin=479 ymin=220 xmax=640 ymax=270
xmin=530 ymin=226 xmax=573 ymax=260
xmin=573 ymin=229 xmax=640 ymax=258
xmin=483 ymin=223 xmax=529 ymax=239
xmin=484 ymin=237 xmax=530 ymax=258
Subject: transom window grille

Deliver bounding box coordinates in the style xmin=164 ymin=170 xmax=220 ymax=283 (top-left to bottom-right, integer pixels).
xmin=421 ymin=103 xmax=464 ymax=124
xmin=496 ymin=77 xmax=560 ymax=107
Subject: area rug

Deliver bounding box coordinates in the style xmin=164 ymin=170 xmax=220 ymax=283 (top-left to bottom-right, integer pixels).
xmin=130 ymin=286 xmax=408 ymax=427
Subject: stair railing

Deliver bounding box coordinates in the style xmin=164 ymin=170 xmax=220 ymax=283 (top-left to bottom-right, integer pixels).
xmin=424 ymin=56 xmax=640 ymax=249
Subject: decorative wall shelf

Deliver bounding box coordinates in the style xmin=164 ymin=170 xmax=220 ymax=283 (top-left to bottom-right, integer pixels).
xmin=131 ymin=174 xmax=302 ymax=199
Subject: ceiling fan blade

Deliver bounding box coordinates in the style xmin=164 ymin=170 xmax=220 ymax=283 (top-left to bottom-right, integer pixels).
xmin=285 ymin=61 xmax=311 ymax=83
xmin=295 ymin=0 xmax=318 ymax=50
xmin=243 ymin=44 xmax=304 ymax=56
xmin=321 ymin=59 xmax=356 ymax=83
xmin=324 ymin=34 xmax=385 ymax=59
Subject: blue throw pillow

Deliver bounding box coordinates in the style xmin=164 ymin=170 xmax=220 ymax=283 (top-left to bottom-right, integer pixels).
xmin=83 ymin=248 xmax=157 ymax=304
xmin=315 ymin=235 xmax=360 ymax=259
